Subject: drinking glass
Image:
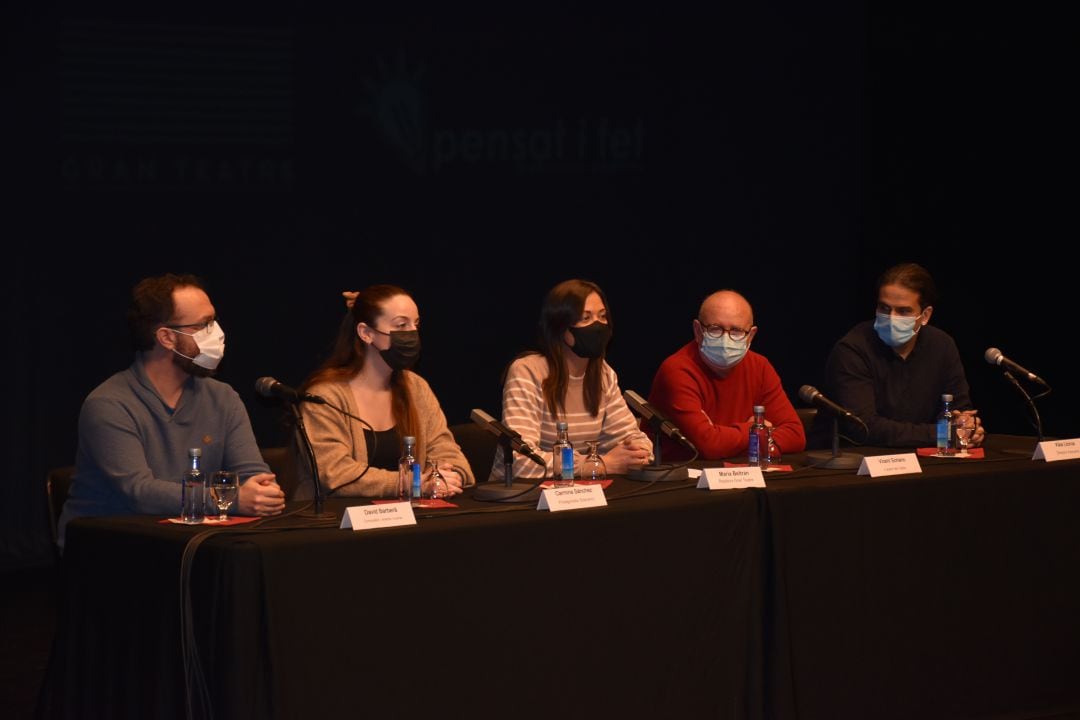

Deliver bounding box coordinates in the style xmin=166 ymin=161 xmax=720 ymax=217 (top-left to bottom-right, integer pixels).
xmin=427 ymin=459 xmax=448 ymax=499
xmin=766 ymin=427 xmax=782 ymax=467
xmin=208 ymin=471 xmax=239 ymax=521
xmin=581 ymin=441 xmax=607 ymax=482
xmin=955 ymin=413 xmax=976 ymax=457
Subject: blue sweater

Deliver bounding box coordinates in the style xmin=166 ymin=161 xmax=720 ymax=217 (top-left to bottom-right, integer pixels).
xmin=58 ymin=355 xmax=268 ymax=545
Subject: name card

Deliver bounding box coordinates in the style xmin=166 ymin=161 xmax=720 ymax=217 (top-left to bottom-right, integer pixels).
xmin=696 ymin=466 xmax=766 ymax=490
xmin=857 ymin=453 xmax=922 ymax=477
xmin=341 ymin=501 xmax=417 ymax=531
xmin=1033 ymin=438 xmax=1080 ymax=462
xmin=537 ymin=484 xmax=608 ymax=512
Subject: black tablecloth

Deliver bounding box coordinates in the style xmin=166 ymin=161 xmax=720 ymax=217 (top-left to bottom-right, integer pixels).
xmin=43 ymin=477 xmax=764 ymax=720
xmin=39 ymin=435 xmax=1080 ymax=720
xmin=765 ymin=436 xmax=1080 ymax=720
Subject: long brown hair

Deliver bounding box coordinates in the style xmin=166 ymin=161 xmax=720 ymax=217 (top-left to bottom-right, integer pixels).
xmin=533 ymin=278 xmax=610 ymax=418
xmin=303 ymin=285 xmax=419 ymax=439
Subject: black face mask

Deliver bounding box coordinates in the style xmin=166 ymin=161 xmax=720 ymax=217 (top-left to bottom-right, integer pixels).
xmin=567 ymin=322 xmax=612 ymax=359
xmin=377 ymin=330 xmax=421 ymax=370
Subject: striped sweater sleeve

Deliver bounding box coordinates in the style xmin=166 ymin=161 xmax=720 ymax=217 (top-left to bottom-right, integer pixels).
xmin=499 ymin=359 xmax=553 ymax=480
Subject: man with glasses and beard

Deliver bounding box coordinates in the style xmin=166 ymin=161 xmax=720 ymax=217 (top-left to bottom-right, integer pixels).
xmin=58 ymin=273 xmax=285 ymax=547
xmin=647 ymin=289 xmax=806 ymax=461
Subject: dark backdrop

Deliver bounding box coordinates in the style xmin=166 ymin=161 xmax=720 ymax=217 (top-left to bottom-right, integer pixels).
xmin=4 ymin=3 xmax=1076 ymax=567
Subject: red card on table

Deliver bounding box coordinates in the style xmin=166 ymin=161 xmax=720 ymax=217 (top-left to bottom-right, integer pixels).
xmin=723 ymin=462 xmax=794 ymax=472
xmin=916 ymin=447 xmax=985 ymax=459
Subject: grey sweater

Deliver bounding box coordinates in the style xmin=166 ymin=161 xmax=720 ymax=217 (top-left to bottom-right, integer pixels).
xmin=58 ymin=354 xmax=268 ymax=545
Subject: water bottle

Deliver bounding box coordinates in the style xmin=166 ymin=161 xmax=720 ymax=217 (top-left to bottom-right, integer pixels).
xmin=181 ymin=447 xmax=205 ymax=524
xmin=410 ymin=455 xmax=422 ymax=507
xmin=748 ymin=405 xmax=768 ymax=468
xmin=936 ymin=394 xmax=955 ymax=456
xmin=398 ymin=436 xmax=419 ymax=503
xmin=552 ymin=421 xmax=574 ymax=487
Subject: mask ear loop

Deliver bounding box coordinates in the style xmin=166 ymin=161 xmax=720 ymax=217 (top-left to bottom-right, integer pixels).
xmin=914 ymin=306 xmax=932 ymax=335
xmin=166 ymin=327 xmax=199 ymax=362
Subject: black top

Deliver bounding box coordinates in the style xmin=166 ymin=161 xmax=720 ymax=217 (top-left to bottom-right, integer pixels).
xmin=364 ymin=427 xmax=401 ymax=470
xmin=816 ymin=320 xmax=972 ymax=447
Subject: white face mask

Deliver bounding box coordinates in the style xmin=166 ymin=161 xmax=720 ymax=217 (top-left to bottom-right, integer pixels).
xmin=700 ymin=334 xmax=749 ymax=369
xmin=873 ymin=313 xmax=920 ymax=348
xmin=171 ymin=321 xmax=226 ymax=370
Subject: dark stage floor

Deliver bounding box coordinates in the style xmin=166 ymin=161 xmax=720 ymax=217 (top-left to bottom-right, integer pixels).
xmin=1 ymin=565 xmax=59 ymax=720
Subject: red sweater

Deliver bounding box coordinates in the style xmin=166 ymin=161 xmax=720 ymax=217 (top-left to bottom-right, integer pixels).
xmin=647 ymin=342 xmax=805 ymax=461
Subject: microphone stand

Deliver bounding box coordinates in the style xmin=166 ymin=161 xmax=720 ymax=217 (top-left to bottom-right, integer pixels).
xmin=290 ymin=403 xmax=334 ymax=518
xmin=472 ymin=436 xmax=543 ymax=503
xmin=1002 ymin=370 xmax=1045 ymax=441
xmin=805 ymin=417 xmax=864 ymax=470
xmin=627 ymin=420 xmax=693 ymax=482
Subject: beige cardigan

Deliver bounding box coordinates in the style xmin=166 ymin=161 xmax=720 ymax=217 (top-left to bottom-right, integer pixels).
xmin=294 ymin=371 xmax=473 ymax=499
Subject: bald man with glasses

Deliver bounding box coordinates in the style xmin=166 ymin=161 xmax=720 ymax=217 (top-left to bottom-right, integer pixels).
xmin=646 ymin=289 xmax=806 ymax=461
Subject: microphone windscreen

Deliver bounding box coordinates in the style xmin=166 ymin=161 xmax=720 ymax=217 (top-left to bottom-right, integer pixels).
xmin=470 ymin=408 xmax=496 ymax=425
xmin=255 ymin=377 xmax=277 ymax=397
xmin=984 ymin=347 xmax=1003 ymax=365
xmin=623 ymin=389 xmax=651 ymax=419
xmin=798 ymin=385 xmax=818 ymax=404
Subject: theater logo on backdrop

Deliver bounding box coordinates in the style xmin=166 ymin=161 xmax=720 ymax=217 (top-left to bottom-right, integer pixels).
xmin=57 ymin=20 xmax=293 ymax=191
xmin=358 ymin=52 xmax=645 ymax=176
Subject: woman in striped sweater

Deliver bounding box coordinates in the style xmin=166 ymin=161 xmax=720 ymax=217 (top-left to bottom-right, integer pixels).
xmin=489 ymin=279 xmax=653 ymax=482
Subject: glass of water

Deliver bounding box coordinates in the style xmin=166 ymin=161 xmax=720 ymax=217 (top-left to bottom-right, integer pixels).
xmin=208 ymin=471 xmax=239 ymax=521
xmin=955 ymin=412 xmax=976 ymax=457
xmin=426 ymin=459 xmax=448 ymax=499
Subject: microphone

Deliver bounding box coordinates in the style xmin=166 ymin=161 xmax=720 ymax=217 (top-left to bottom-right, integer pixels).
xmin=984 ymin=348 xmax=1047 ymax=385
xmin=798 ymin=385 xmax=857 ymax=420
xmin=254 ymin=377 xmax=327 ymax=405
xmin=985 ymin=348 xmax=1049 ymax=439
xmin=469 ymin=408 xmax=546 ymax=467
xmin=622 ymin=390 xmax=697 ymax=451
xmin=254 ymin=377 xmax=333 ymax=518
xmin=800 ymin=385 xmax=868 ymax=469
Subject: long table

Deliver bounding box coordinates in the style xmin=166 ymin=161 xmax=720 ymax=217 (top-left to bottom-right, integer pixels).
xmin=39 ymin=435 xmax=1080 ymax=720
xmin=42 ymin=472 xmax=765 ymax=719
xmin=765 ymin=437 xmax=1080 ymax=719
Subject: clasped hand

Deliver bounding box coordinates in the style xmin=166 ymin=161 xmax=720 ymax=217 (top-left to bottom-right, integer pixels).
xmin=603 ymin=435 xmax=653 ymax=474
xmin=955 ymin=410 xmax=985 ymax=447
xmin=237 ymin=473 xmax=286 ymax=516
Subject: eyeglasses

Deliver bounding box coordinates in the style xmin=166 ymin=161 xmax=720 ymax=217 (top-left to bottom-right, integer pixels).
xmin=166 ymin=319 xmax=217 ymax=337
xmin=700 ymin=323 xmax=750 ymax=341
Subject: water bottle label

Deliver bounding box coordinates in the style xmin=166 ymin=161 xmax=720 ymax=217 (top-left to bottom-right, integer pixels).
xmin=560 ymin=447 xmax=574 ymax=480
xmin=748 ymin=434 xmax=760 ymax=463
xmin=937 ymin=419 xmax=952 ymax=447
xmin=936 ymin=416 xmax=955 ymax=456
xmin=411 ymin=462 xmax=421 ymax=495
